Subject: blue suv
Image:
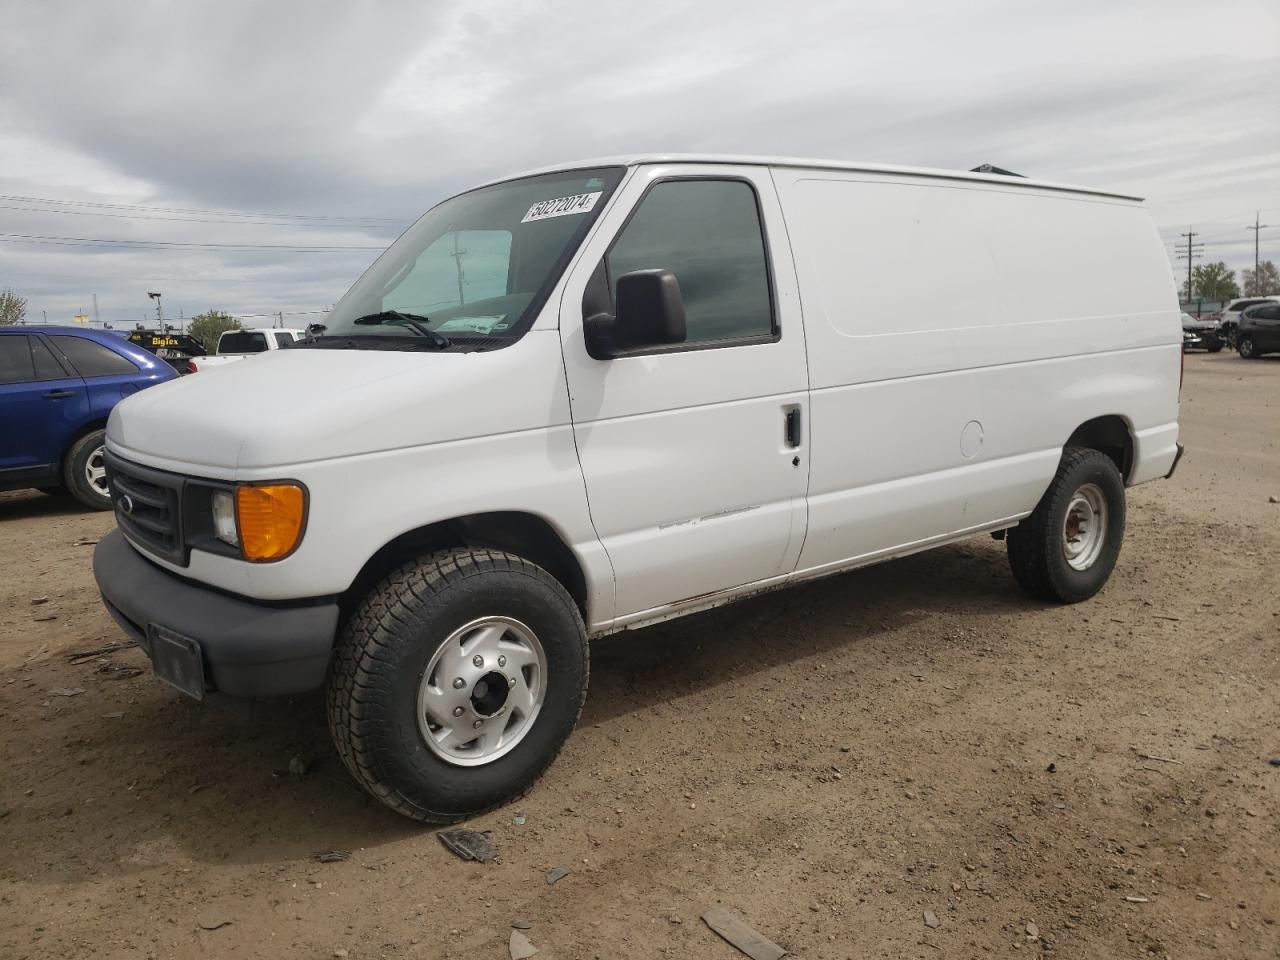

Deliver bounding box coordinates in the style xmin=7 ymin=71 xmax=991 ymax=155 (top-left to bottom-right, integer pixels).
xmin=0 ymin=326 xmax=177 ymax=509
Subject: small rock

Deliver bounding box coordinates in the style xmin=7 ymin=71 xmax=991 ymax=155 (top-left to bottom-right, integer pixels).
xmin=1269 ymin=495 xmax=1279 ymax=503
xmin=513 ymin=814 xmax=526 ymax=825
xmin=923 ymin=910 xmax=941 ymax=929
xmin=1046 ymin=762 xmax=1056 ymax=773
xmin=333 ymin=950 xmax=349 ymax=959
xmin=0 ymin=808 xmax=9 ymax=818
xmin=30 ymin=596 xmax=49 ymax=605
xmin=1026 ymin=921 xmax=1040 ymax=940
xmin=840 ymin=745 xmax=851 ymax=753
xmin=1270 ymin=758 xmax=1280 ymax=768
xmin=545 ymin=866 xmax=570 ymax=885
xmin=197 ymin=919 xmax=232 ymax=931
xmin=1196 ymin=892 xmax=1211 ymax=901
xmin=667 ymin=915 xmax=682 ymax=924
xmin=49 ymin=687 xmax=84 ymax=697
xmin=315 ymin=850 xmax=350 ymax=863
xmin=511 ymin=919 xmax=533 ymax=930
xmin=102 ymin=711 xmax=124 ymax=719
xmin=509 ymin=929 xmax=537 ymax=959
xmin=34 ymin=615 xmax=57 ymax=623
xmin=287 ymin=754 xmax=310 ymax=776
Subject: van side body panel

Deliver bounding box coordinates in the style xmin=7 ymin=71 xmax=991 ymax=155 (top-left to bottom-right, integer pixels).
xmin=769 ymin=168 xmax=1180 ymax=575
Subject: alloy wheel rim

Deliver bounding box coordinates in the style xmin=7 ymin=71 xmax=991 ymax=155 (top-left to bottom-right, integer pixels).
xmin=1062 ymin=482 xmax=1107 ymax=571
xmin=416 ymin=616 xmax=547 ymax=767
xmin=85 ymin=445 xmax=109 ymax=496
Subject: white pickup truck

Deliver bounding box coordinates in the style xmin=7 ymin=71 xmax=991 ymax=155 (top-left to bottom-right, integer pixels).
xmin=187 ymin=327 xmax=306 ymax=372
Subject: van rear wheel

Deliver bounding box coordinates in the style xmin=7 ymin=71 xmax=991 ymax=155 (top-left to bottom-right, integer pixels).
xmin=326 ymin=548 xmax=588 ymax=822
xmin=1006 ymin=447 xmax=1125 ymax=603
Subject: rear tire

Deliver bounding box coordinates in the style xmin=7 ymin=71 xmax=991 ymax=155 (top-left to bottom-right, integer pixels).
xmin=326 ymin=548 xmax=588 ymax=823
xmin=1206 ymin=339 xmax=1224 ymax=353
xmin=63 ymin=430 xmax=112 ymax=511
xmin=1007 ymin=447 xmax=1125 ymax=603
xmin=1238 ymin=336 xmax=1258 ymax=359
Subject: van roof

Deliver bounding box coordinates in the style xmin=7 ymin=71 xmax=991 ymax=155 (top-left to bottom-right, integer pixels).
xmin=496 ymin=154 xmax=1143 ymax=203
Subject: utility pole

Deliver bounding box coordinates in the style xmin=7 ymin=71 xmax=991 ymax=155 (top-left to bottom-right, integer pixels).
xmin=92 ymin=293 xmax=99 ymax=327
xmin=1246 ymin=212 xmax=1270 ymax=292
xmin=450 ymin=233 xmax=467 ymax=305
xmin=1176 ymin=228 xmax=1204 ymax=304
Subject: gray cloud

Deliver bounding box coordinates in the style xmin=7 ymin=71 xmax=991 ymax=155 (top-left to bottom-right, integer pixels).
xmin=1 ymin=0 xmax=1276 ymax=327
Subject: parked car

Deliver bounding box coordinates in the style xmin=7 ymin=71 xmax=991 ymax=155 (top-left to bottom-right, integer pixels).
xmin=93 ymin=155 xmax=1183 ymax=822
xmin=0 ymin=326 xmax=177 ymax=508
xmin=1181 ymin=312 xmax=1224 ymax=352
xmin=187 ymin=328 xmax=305 ymax=372
xmin=1235 ymin=301 xmax=1280 ymax=358
xmin=1218 ymin=296 xmax=1280 ymax=341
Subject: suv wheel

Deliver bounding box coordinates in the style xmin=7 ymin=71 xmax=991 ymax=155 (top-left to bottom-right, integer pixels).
xmin=1007 ymin=447 xmax=1126 ymax=603
xmin=63 ymin=430 xmax=112 ymax=511
xmin=1237 ymin=335 xmax=1258 ymax=359
xmin=327 ymin=548 xmax=588 ymax=822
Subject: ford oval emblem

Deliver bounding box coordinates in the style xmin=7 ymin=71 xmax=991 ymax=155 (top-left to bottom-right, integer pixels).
xmin=119 ymin=494 xmax=134 ymax=516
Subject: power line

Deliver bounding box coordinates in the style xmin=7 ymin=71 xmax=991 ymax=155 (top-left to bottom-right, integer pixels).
xmin=0 ymin=232 xmax=384 ymax=251
xmin=0 ymin=202 xmax=402 ymax=229
xmin=0 ymin=193 xmax=409 ymax=224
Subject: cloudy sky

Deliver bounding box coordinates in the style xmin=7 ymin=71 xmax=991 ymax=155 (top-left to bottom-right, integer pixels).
xmin=1 ymin=0 xmax=1277 ymax=327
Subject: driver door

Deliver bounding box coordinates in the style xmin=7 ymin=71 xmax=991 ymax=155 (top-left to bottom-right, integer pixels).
xmin=559 ymin=165 xmax=810 ymax=624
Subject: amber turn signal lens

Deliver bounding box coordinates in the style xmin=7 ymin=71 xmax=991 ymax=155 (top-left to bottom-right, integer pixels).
xmin=235 ymin=484 xmax=306 ymax=561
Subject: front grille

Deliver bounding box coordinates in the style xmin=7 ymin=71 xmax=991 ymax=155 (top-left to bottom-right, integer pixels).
xmin=106 ymin=455 xmax=185 ymax=564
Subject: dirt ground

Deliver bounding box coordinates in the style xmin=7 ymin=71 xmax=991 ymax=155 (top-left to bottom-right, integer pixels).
xmin=1 ymin=352 xmax=1277 ymax=960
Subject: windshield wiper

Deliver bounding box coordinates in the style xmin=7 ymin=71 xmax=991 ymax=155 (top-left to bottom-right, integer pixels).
xmin=352 ymin=310 xmax=450 ymax=349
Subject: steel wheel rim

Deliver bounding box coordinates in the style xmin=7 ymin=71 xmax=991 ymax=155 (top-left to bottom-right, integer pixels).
xmin=1062 ymin=482 xmax=1107 ymax=571
xmin=416 ymin=616 xmax=548 ymax=767
xmin=84 ymin=445 xmax=109 ymax=496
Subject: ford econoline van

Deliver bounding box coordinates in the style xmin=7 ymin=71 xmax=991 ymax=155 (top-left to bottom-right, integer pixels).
xmin=94 ymin=155 xmax=1183 ymax=821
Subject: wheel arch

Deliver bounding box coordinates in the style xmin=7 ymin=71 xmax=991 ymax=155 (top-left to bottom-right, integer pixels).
xmin=59 ymin=417 xmax=109 ymax=467
xmin=1065 ymin=415 xmax=1134 ymax=482
xmin=342 ymin=511 xmax=590 ymax=623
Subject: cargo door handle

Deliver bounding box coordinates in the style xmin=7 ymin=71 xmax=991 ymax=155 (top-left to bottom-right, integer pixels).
xmin=43 ymin=389 xmax=76 ymax=399
xmin=784 ymin=406 xmax=801 ymax=448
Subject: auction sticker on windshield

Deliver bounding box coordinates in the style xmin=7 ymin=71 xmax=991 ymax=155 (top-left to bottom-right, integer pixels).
xmin=521 ymin=191 xmax=602 ymax=223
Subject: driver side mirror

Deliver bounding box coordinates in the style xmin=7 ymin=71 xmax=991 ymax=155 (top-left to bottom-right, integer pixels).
xmin=584 ymin=269 xmax=687 ymax=360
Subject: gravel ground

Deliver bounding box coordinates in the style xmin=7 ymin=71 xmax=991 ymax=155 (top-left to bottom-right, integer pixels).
xmin=1 ymin=351 xmax=1277 ymax=959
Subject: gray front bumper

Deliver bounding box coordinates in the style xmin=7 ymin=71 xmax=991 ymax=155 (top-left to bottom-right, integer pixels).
xmin=93 ymin=529 xmax=339 ymax=697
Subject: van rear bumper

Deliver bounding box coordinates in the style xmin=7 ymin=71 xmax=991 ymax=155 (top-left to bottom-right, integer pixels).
xmin=93 ymin=529 xmax=338 ymax=698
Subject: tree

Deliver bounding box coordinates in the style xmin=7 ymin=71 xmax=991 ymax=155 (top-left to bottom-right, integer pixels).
xmin=0 ymin=287 xmax=27 ymax=325
xmin=188 ymin=310 xmax=241 ymax=353
xmin=1242 ymin=260 xmax=1280 ymax=297
xmin=1191 ymin=262 xmax=1239 ymax=301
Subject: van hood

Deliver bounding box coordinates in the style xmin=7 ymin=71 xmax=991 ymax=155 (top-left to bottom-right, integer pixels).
xmin=106 ymin=334 xmax=568 ymax=473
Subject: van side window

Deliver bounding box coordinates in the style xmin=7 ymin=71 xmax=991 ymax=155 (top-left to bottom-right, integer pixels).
xmin=607 ymin=180 xmax=773 ymax=345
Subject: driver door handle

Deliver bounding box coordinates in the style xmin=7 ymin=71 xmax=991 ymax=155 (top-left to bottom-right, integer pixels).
xmin=43 ymin=388 xmax=77 ymax=399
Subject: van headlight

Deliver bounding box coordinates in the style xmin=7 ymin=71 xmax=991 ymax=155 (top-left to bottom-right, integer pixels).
xmin=211 ymin=490 xmax=239 ymax=547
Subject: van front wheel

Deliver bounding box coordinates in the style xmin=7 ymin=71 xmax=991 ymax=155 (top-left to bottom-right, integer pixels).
xmin=326 ymin=548 xmax=588 ymax=823
xmin=1006 ymin=447 xmax=1125 ymax=603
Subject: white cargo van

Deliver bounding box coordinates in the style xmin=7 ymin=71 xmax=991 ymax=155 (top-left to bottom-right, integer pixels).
xmin=94 ymin=156 xmax=1183 ymax=821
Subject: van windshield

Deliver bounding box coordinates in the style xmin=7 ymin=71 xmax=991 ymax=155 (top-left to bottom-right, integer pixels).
xmin=319 ymin=167 xmax=624 ymax=349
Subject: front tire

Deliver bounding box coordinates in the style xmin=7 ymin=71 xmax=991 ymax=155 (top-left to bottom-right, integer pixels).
xmin=63 ymin=430 xmax=112 ymax=511
xmin=326 ymin=548 xmax=588 ymax=822
xmin=1007 ymin=447 xmax=1126 ymax=603
xmin=1238 ymin=336 xmax=1258 ymax=359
